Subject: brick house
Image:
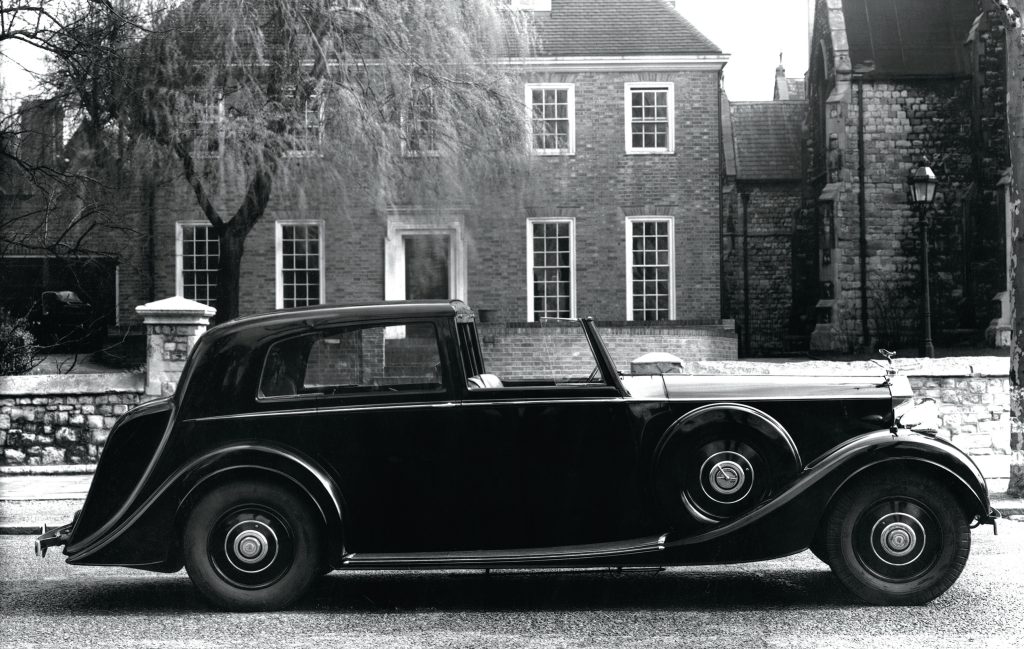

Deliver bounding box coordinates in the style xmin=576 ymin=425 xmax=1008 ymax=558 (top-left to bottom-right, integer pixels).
xmin=3 ymin=0 xmax=735 ymax=363
xmin=129 ymin=0 xmax=733 ymax=360
xmin=801 ymin=0 xmax=1011 ymax=353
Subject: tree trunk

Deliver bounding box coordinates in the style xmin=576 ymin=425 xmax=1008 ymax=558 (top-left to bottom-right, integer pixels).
xmin=1007 ymin=1 xmax=1023 ymax=497
xmin=213 ymin=226 xmax=246 ymax=324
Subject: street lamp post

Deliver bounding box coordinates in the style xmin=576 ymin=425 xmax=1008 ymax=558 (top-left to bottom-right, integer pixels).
xmin=907 ymin=160 xmax=938 ymax=358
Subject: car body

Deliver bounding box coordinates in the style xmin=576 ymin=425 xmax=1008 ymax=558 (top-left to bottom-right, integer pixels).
xmin=27 ymin=290 xmax=106 ymax=351
xmin=36 ymin=300 xmax=998 ymax=610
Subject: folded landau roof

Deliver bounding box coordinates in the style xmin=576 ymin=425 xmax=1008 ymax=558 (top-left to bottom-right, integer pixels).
xmin=527 ymin=0 xmax=721 ymax=57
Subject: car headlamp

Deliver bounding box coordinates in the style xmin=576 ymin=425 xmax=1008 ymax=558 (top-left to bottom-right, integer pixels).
xmin=895 ymin=398 xmax=940 ymax=435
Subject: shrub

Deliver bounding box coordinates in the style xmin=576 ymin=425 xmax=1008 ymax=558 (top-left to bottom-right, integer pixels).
xmin=0 ymin=308 xmax=37 ymax=375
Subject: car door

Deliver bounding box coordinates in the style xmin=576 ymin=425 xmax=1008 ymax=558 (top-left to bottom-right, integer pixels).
xmin=270 ymin=318 xmax=465 ymax=553
xmin=453 ymin=322 xmax=647 ymax=551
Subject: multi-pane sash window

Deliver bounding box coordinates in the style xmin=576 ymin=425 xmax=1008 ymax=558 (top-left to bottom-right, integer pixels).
xmin=402 ymin=88 xmax=439 ymax=156
xmin=177 ymin=223 xmax=219 ymax=306
xmin=192 ymin=98 xmax=224 ymax=159
xmin=276 ymin=221 xmax=324 ymax=309
xmin=527 ymin=219 xmax=574 ymax=321
xmin=626 ymin=217 xmax=674 ymax=321
xmin=284 ymin=87 xmax=323 ymax=155
xmin=625 ymin=83 xmax=674 ymax=154
xmin=527 ymin=84 xmax=574 ymax=154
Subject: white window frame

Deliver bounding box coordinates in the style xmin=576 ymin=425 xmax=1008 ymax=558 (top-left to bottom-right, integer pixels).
xmin=193 ymin=96 xmax=225 ymax=159
xmin=286 ymin=93 xmax=324 ymax=157
xmin=275 ymin=220 xmax=326 ymax=309
xmin=526 ymin=217 xmax=576 ymax=321
xmin=525 ymin=83 xmax=575 ymax=156
xmin=175 ymin=221 xmax=219 ymax=306
xmin=624 ymin=82 xmax=675 ymax=155
xmin=384 ymin=215 xmax=467 ymax=302
xmin=400 ymin=87 xmax=441 ymax=157
xmin=625 ymin=216 xmax=676 ymax=321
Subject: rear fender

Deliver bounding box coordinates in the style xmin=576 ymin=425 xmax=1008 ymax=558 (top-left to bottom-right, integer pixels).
xmin=662 ymin=430 xmax=991 ymax=563
xmin=177 ymin=450 xmax=347 ymax=564
xmin=67 ymin=444 xmax=346 ymax=568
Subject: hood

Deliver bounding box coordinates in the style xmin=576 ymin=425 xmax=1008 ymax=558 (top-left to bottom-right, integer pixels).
xmin=622 ymin=373 xmax=900 ymax=402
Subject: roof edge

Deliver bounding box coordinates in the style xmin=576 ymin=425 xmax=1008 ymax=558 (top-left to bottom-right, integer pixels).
xmin=504 ymin=54 xmax=729 ymax=72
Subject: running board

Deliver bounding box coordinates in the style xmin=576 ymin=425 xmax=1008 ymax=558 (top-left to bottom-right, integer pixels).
xmin=341 ymin=534 xmax=666 ymax=569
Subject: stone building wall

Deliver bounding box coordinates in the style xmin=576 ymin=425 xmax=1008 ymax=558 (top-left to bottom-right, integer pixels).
xmin=804 ymin=0 xmax=1010 ymax=352
xmin=721 ymin=183 xmax=803 ymax=355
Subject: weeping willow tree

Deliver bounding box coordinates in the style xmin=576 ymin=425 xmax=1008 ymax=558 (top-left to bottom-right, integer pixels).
xmin=98 ymin=0 xmax=534 ymax=321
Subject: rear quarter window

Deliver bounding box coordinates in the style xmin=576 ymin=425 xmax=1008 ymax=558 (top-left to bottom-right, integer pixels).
xmin=258 ymin=321 xmax=444 ymax=399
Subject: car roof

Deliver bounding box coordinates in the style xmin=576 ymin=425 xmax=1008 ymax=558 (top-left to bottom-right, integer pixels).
xmin=202 ymin=299 xmax=472 ymax=343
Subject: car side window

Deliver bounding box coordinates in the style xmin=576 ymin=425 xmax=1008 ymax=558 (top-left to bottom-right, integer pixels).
xmin=258 ymin=322 xmax=444 ymax=398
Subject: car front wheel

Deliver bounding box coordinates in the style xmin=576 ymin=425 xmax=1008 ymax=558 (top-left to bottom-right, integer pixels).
xmin=183 ymin=479 xmax=324 ymax=611
xmin=823 ymin=473 xmax=970 ymax=605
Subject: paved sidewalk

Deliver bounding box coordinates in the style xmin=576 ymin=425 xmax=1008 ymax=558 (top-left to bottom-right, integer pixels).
xmin=1 ymin=470 xmax=1022 ymax=535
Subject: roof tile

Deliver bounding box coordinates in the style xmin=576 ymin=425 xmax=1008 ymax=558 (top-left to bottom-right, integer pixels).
xmin=528 ymin=0 xmax=721 ymax=57
xmin=730 ymin=102 xmax=805 ymax=181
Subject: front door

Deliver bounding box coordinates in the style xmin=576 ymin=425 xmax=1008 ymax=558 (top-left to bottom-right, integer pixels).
xmin=404 ymin=234 xmax=450 ymax=299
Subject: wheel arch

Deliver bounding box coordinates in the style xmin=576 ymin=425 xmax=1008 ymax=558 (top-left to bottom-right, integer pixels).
xmin=827 ymin=456 xmax=988 ymax=524
xmin=176 ymin=467 xmax=344 ymax=566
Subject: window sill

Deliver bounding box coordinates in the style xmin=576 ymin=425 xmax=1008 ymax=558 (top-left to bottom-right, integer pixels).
xmin=624 ymin=149 xmax=675 ymax=156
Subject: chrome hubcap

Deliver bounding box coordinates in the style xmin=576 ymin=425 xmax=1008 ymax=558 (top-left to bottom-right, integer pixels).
xmin=699 ymin=451 xmax=755 ymax=504
xmin=708 ymin=460 xmax=745 ymax=495
xmin=868 ymin=512 xmax=927 ymax=568
xmin=880 ymin=522 xmax=917 ymax=557
xmin=223 ymin=520 xmax=280 ymax=574
xmin=233 ymin=529 xmax=270 ymax=564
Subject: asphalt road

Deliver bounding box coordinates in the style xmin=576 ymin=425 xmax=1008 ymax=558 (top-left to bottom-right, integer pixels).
xmin=1 ymin=521 xmax=1022 ymax=648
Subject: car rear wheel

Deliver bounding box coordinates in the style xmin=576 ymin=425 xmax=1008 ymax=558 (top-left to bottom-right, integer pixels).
xmin=823 ymin=473 xmax=970 ymax=605
xmin=183 ymin=480 xmax=324 ymax=611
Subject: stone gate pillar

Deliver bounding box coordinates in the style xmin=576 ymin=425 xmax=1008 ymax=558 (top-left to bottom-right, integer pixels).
xmin=135 ymin=297 xmax=216 ymax=398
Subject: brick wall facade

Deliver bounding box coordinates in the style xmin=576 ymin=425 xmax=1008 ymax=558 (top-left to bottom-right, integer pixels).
xmin=478 ymin=322 xmax=737 ymax=379
xmin=137 ymin=67 xmax=724 ymax=328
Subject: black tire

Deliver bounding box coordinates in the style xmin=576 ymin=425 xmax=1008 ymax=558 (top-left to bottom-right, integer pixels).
xmin=183 ymin=479 xmax=324 ymax=611
xmin=823 ymin=473 xmax=970 ymax=605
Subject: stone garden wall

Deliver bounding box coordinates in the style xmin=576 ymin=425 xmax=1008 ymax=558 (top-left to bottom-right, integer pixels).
xmin=0 ymin=374 xmax=145 ymax=465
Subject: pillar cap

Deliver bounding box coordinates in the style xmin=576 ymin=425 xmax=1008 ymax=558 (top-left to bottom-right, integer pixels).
xmin=136 ymin=296 xmax=216 ymax=323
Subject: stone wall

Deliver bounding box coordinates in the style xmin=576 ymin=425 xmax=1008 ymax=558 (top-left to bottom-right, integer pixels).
xmin=721 ymin=182 xmax=804 ymax=355
xmin=0 ymin=374 xmax=145 ymax=465
xmin=804 ymin=1 xmax=1009 ymax=352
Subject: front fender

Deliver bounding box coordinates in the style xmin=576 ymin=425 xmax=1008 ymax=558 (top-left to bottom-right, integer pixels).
xmin=66 ymin=444 xmax=346 ymax=569
xmin=662 ymin=430 xmax=992 ymax=564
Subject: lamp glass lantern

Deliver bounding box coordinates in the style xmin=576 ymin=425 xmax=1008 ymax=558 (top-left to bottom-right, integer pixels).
xmin=908 ymin=164 xmax=938 ymax=206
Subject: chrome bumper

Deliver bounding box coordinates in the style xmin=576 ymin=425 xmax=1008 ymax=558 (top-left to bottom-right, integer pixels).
xmin=34 ymin=521 xmax=74 ymax=558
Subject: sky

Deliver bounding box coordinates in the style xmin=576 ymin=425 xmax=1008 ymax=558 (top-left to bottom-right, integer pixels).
xmin=0 ymin=0 xmax=812 ymax=104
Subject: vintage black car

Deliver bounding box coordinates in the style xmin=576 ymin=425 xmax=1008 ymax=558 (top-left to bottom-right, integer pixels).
xmin=36 ymin=300 xmax=998 ymax=610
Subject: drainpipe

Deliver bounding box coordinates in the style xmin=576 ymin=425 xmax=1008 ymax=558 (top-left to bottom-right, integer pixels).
xmin=741 ymin=191 xmax=751 ymax=357
xmin=854 ymin=65 xmax=874 ymax=349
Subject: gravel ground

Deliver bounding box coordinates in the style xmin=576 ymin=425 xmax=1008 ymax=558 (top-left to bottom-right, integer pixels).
xmin=1 ymin=521 xmax=1022 ymax=648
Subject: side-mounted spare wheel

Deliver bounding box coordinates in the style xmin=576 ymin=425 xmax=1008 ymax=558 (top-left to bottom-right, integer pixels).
xmin=654 ymin=405 xmax=802 ymax=531
xmin=183 ymin=479 xmax=325 ymax=611
xmin=823 ymin=472 xmax=970 ymax=605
